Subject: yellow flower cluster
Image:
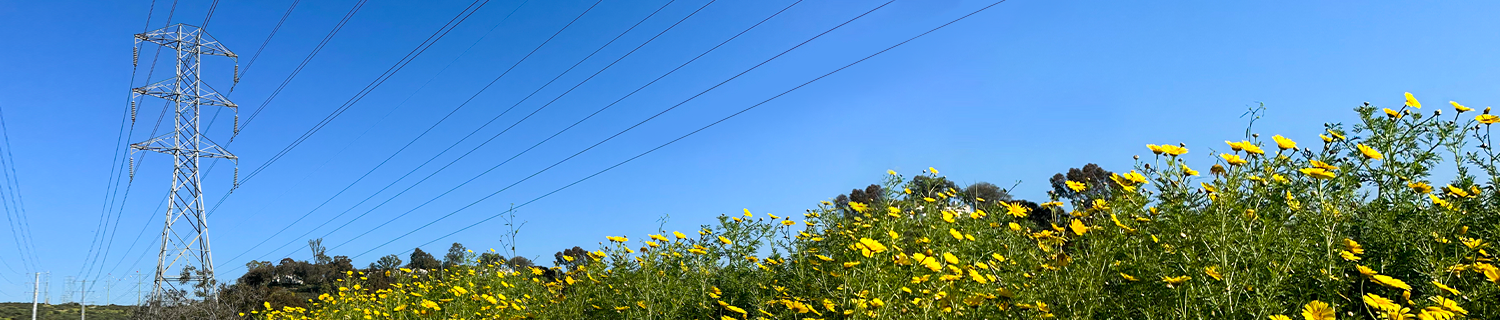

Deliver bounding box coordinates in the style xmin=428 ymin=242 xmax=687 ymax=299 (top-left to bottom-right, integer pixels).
xmin=255 ymin=94 xmax=1500 ymax=319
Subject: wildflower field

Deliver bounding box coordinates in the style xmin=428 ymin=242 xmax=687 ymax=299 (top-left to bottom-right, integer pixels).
xmin=253 ymin=96 xmax=1498 ymax=319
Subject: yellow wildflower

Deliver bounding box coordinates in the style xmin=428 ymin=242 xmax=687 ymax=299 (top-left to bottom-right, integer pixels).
xmin=1204 ymin=266 xmax=1222 ymax=281
xmin=942 ymin=252 xmax=959 ymax=264
xmin=857 ymin=238 xmax=888 ymax=256
xmin=1363 ymin=293 xmax=1399 ymax=312
xmin=1221 ymin=153 xmax=1248 ymax=166
xmin=1242 ymin=142 xmax=1265 ymax=155
xmin=1182 ymin=164 xmax=1199 ymax=176
xmin=420 ymin=299 xmax=441 ymax=310
xmin=1120 ymin=273 xmax=1139 ymax=281
xmin=948 ymin=228 xmax=964 ymax=240
xmin=1408 ymin=181 xmax=1433 ymax=194
xmin=1384 ymin=108 xmax=1402 ymax=119
xmin=1161 ymin=275 xmax=1191 ymax=287
xmin=1002 ymin=201 xmax=1030 ymax=217
xmin=1451 ymin=101 xmax=1472 ymax=113
xmin=1340 ymin=250 xmax=1361 ymax=261
xmin=1478 ymin=114 xmax=1500 ymax=124
xmin=1273 ymin=135 xmax=1297 ymax=150
xmin=1301 ymin=300 xmax=1334 ymax=320
xmin=1431 ymin=280 xmax=1460 ymax=296
xmin=1226 ymin=140 xmax=1246 ymax=152
xmin=1405 ymin=92 xmax=1421 ymax=108
xmin=1159 ymin=144 xmax=1189 ymax=156
xmin=1357 ymin=144 xmax=1384 ymax=160
xmin=723 ymin=304 xmax=747 ymax=315
xmin=1069 ymin=219 xmax=1088 ymax=236
xmin=1372 ymin=274 xmax=1412 ymax=291
xmin=718 ymin=236 xmax=732 ymax=245
xmin=606 ymin=236 xmax=629 ymax=242
xmin=1357 ymin=265 xmax=1378 ymax=278
xmin=1429 ymin=296 xmax=1467 ymax=315
xmin=1066 ymin=180 xmax=1087 ymax=192
xmin=1344 ymin=238 xmax=1364 ymax=254
xmin=1300 ymin=167 xmax=1336 ymax=180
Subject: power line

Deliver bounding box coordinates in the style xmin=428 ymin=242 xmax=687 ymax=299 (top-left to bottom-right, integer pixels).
xmin=224 ymin=0 xmax=689 ymax=268
xmin=95 ymin=190 xmax=169 ymax=287
xmin=340 ymin=0 xmax=897 ymax=257
xmin=232 ymin=0 xmax=808 ymax=268
xmin=201 ymin=0 xmax=594 ymax=221
xmin=0 ymin=103 xmax=38 ymax=273
xmin=204 ymin=0 xmax=304 ymax=134
xmin=227 ymin=0 xmax=301 ymax=95
xmin=201 ymin=0 xmax=223 ymax=29
xmin=224 ymin=0 xmax=854 ymax=269
xmin=364 ymin=0 xmax=1011 ymax=259
xmin=75 ymin=0 xmax=179 ymax=285
xmin=320 ymin=0 xmax=748 ymax=251
xmin=205 ymin=0 xmax=498 ymax=214
xmin=236 ymin=0 xmax=374 ymax=130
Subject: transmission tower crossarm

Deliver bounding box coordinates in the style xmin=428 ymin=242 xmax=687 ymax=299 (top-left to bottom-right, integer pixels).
xmin=135 ymin=24 xmax=237 ymax=58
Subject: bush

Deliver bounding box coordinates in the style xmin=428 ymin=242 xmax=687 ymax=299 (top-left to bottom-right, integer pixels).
xmin=253 ymin=97 xmax=1497 ymax=319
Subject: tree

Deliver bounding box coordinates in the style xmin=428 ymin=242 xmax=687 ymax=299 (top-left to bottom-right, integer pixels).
xmin=554 ymin=246 xmax=587 ymax=271
xmin=308 ymin=239 xmax=332 ymax=265
xmin=407 ymin=248 xmax=440 ymax=270
xmin=909 ymin=176 xmax=958 ymax=199
xmin=1049 ymin=163 xmax=1117 ymax=202
xmin=442 ymin=242 xmax=470 ymax=269
xmin=835 ymin=184 xmax=886 ymax=215
xmin=507 ymin=256 xmax=534 ymax=269
xmin=373 ymin=254 xmax=403 ymax=270
xmin=478 ymin=252 xmax=504 ymax=266
xmin=962 ymin=182 xmax=1011 ymax=206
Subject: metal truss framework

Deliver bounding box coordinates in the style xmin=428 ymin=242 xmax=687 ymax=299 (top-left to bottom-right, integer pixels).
xmin=129 ymin=23 xmax=238 ymax=302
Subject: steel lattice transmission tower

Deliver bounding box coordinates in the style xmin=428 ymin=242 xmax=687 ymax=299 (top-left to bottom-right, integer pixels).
xmin=129 ymin=23 xmax=239 ymax=302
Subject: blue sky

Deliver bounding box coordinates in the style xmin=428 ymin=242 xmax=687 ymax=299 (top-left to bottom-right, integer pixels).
xmin=1 ymin=0 xmax=1498 ymax=303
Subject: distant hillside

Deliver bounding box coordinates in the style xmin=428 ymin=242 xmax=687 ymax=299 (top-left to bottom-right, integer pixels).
xmin=0 ymin=302 xmax=134 ymax=320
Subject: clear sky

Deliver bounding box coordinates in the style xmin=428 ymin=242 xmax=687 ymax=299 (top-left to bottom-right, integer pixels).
xmin=0 ymin=0 xmax=1498 ymax=303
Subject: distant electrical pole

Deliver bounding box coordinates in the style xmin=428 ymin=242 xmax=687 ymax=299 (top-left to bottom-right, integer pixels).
xmin=135 ymin=272 xmax=144 ymax=305
xmin=79 ymin=279 xmax=87 ymax=320
xmin=31 ymin=272 xmax=39 ymax=320
xmin=129 ymin=23 xmax=240 ymax=307
xmin=62 ymin=276 xmax=74 ymax=304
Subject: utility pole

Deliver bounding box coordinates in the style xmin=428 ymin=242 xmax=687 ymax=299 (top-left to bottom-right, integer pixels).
xmin=129 ymin=23 xmax=240 ymax=308
xmin=31 ymin=272 xmax=38 ymax=320
xmin=135 ymin=272 xmax=143 ymax=305
xmin=63 ymin=276 xmax=74 ymax=304
xmin=79 ymin=279 xmax=87 ymax=320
